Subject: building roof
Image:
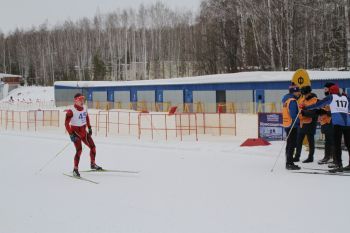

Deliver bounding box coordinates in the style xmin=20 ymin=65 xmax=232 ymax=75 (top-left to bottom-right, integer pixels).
xmin=0 ymin=73 xmax=22 ymax=79
xmin=54 ymin=71 xmax=350 ymax=88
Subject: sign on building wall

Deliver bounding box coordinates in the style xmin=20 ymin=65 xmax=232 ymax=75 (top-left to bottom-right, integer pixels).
xmin=258 ymin=113 xmax=284 ymax=141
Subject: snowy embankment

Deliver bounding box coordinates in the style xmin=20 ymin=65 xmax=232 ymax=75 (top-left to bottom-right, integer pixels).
xmin=0 ymin=130 xmax=349 ymax=233
xmin=0 ymin=86 xmax=55 ymax=110
xmin=1 ymin=86 xmax=54 ymax=103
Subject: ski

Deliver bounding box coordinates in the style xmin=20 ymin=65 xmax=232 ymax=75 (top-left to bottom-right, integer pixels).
xmin=292 ymin=171 xmax=350 ymax=177
xmin=302 ymin=167 xmax=350 ymax=173
xmin=63 ymin=173 xmax=99 ymax=184
xmin=80 ymin=169 xmax=139 ymax=174
xmin=302 ymin=168 xmax=330 ymax=172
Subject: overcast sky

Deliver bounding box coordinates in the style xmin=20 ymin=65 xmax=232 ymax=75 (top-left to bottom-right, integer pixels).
xmin=0 ymin=0 xmax=201 ymax=34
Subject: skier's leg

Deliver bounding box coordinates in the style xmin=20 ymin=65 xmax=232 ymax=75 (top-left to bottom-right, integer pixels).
xmin=82 ymin=134 xmax=97 ymax=166
xmin=295 ymin=129 xmax=305 ymax=161
xmin=285 ymin=128 xmax=297 ymax=164
xmin=305 ymin=133 xmax=315 ymax=161
xmin=333 ymin=125 xmax=343 ymax=167
xmin=74 ymin=138 xmax=83 ymax=169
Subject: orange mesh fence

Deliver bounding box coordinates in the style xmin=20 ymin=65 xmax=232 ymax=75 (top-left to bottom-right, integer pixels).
xmin=0 ymin=110 xmax=60 ymax=131
xmin=0 ymin=108 xmax=237 ymax=141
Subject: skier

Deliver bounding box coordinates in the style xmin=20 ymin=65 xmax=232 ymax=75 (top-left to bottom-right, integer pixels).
xmin=294 ymin=86 xmax=318 ymax=163
xmin=316 ymin=83 xmax=335 ymax=165
xmin=282 ymin=85 xmax=301 ymax=170
xmin=65 ymin=93 xmax=102 ymax=177
xmin=303 ymin=84 xmax=350 ymax=172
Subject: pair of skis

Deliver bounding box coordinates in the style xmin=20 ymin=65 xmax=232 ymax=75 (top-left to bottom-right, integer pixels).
xmin=63 ymin=169 xmax=139 ymax=184
xmin=293 ymin=168 xmax=350 ymax=177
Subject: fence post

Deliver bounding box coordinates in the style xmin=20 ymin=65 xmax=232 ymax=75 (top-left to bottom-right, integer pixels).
xmin=151 ymin=114 xmax=154 ymax=140
xmin=219 ymin=112 xmax=222 ymax=136
xmin=203 ymin=113 xmax=206 ymax=134
xmin=164 ymin=115 xmax=168 ymax=141
xmin=195 ymin=113 xmax=198 ymax=141
xmin=138 ymin=114 xmax=141 ymax=140
xmin=12 ymin=111 xmax=14 ymax=130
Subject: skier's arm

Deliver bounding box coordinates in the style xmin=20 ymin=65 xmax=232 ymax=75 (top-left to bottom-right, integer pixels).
xmin=86 ymin=113 xmax=93 ymax=135
xmin=305 ymin=95 xmax=332 ymax=110
xmin=65 ymin=110 xmax=74 ymax=135
xmin=86 ymin=113 xmax=91 ymax=129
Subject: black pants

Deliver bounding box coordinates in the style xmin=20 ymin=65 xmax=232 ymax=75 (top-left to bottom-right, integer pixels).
xmin=321 ymin=123 xmax=334 ymax=160
xmin=333 ymin=125 xmax=350 ymax=166
xmin=285 ymin=127 xmax=298 ymax=164
xmin=295 ymin=127 xmax=315 ymax=160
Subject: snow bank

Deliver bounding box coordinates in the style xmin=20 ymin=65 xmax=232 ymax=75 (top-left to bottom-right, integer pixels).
xmin=1 ymin=86 xmax=54 ymax=102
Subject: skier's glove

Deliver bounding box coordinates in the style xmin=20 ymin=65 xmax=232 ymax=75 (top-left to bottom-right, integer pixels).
xmin=70 ymin=134 xmax=77 ymax=142
xmin=88 ymin=127 xmax=92 ymax=136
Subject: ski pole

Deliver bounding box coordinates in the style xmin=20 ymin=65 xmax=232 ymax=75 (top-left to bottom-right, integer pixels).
xmin=270 ymin=111 xmax=301 ymax=172
xmin=36 ymin=142 xmax=71 ymax=174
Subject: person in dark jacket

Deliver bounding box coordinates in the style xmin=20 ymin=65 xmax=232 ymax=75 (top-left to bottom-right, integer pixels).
xmin=282 ymin=85 xmax=301 ymax=170
xmin=304 ymin=84 xmax=350 ymax=172
xmin=294 ymin=86 xmax=318 ymax=163
xmin=316 ymin=83 xmax=335 ymax=165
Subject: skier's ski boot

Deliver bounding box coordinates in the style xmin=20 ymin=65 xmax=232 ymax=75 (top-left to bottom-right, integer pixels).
xmin=302 ymin=157 xmax=314 ymax=163
xmin=91 ymin=163 xmax=103 ymax=171
xmin=286 ymin=163 xmax=301 ymax=170
xmin=73 ymin=168 xmax=81 ymax=177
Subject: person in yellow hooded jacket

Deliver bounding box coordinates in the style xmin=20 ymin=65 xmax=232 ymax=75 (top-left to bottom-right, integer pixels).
xmin=294 ymin=86 xmax=318 ymax=163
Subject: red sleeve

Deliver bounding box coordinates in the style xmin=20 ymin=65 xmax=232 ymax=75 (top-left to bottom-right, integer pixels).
xmin=86 ymin=113 xmax=91 ymax=128
xmin=65 ymin=110 xmax=74 ymax=134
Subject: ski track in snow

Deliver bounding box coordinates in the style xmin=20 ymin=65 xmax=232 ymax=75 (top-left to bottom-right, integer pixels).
xmin=1 ymin=130 xmax=350 ymax=233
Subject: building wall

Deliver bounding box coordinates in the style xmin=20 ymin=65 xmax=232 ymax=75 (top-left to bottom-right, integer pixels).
xmin=55 ymin=87 xmax=82 ymax=106
xmin=54 ymin=78 xmax=350 ymax=112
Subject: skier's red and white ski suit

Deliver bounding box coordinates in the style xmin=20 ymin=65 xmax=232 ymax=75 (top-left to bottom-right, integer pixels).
xmin=65 ymin=104 xmax=96 ymax=169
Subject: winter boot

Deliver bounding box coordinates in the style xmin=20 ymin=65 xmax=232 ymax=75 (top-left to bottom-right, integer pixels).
xmin=286 ymin=163 xmax=301 ymax=170
xmin=343 ymin=164 xmax=350 ymax=172
xmin=91 ymin=163 xmax=103 ymax=171
xmin=293 ymin=157 xmax=300 ymax=162
xmin=329 ymin=164 xmax=343 ymax=173
xmin=318 ymin=157 xmax=330 ymax=165
xmin=73 ymin=168 xmax=80 ymax=177
xmin=302 ymin=157 xmax=314 ymax=163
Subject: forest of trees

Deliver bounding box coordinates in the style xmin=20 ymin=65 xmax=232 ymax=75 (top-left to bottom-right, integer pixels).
xmin=0 ymin=0 xmax=350 ymax=85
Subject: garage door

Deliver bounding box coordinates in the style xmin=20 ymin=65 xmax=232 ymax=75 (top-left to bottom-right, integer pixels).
xmin=163 ymin=90 xmax=184 ymax=112
xmin=193 ymin=91 xmax=216 ymax=112
xmin=114 ymin=91 xmax=130 ymax=109
xmin=137 ymin=91 xmax=155 ymax=111
xmin=92 ymin=91 xmax=107 ymax=109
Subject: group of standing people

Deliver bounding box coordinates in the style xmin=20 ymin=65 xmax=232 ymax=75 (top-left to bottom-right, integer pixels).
xmin=282 ymin=83 xmax=350 ymax=172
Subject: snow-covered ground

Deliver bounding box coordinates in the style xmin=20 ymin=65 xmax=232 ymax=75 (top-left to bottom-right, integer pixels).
xmin=1 ymin=86 xmax=54 ymax=102
xmin=1 ymin=130 xmax=349 ymax=233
